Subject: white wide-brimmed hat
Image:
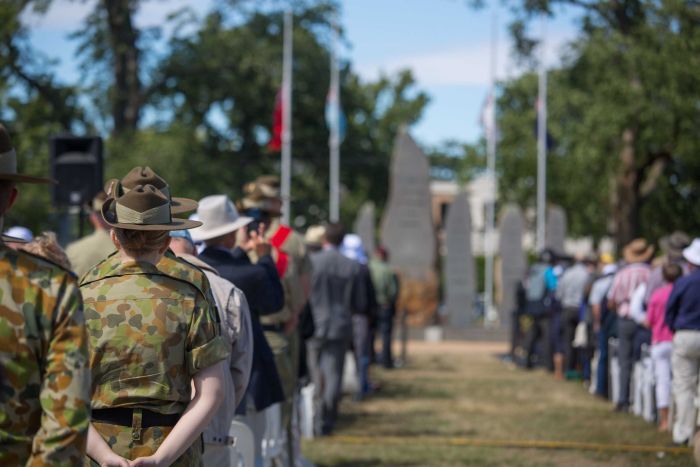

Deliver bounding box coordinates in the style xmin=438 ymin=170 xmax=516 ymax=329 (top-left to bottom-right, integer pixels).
xmin=190 ymin=194 xmax=253 ymax=242
xmin=682 ymin=238 xmax=700 ymax=266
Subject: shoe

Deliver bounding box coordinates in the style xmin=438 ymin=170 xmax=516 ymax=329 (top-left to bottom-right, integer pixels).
xmin=613 ymin=403 xmax=628 ymax=413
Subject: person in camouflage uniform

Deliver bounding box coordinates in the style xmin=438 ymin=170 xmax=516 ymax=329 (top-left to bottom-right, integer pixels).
xmin=0 ymin=123 xmax=91 ymax=466
xmin=80 ymin=182 xmax=229 ymax=467
xmin=241 ymin=175 xmax=312 ymax=465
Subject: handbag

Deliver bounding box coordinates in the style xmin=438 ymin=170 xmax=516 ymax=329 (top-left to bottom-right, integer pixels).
xmin=573 ymin=321 xmax=588 ymax=348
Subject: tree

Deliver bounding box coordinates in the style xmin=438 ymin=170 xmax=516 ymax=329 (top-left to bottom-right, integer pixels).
xmin=152 ymin=6 xmax=428 ymax=226
xmin=505 ymin=0 xmax=700 ymax=247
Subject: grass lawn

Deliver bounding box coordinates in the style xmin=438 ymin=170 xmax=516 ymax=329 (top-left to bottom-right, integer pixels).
xmin=302 ymin=341 xmax=693 ymax=466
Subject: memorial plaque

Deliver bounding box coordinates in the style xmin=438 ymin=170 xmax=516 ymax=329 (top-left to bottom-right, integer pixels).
xmin=353 ymin=201 xmax=376 ymax=256
xmin=498 ymin=204 xmax=526 ymax=316
xmin=443 ymin=191 xmax=475 ymax=327
xmin=545 ymin=205 xmax=567 ymax=256
xmin=381 ymin=130 xmax=438 ymax=325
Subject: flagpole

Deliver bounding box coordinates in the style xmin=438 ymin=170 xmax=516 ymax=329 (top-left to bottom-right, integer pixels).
xmin=484 ymin=9 xmax=498 ymax=326
xmin=329 ymin=12 xmax=340 ymax=222
xmin=536 ymin=18 xmax=547 ymax=252
xmin=281 ymin=9 xmax=293 ymax=225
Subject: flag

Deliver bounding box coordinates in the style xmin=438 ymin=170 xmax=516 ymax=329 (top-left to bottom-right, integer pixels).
xmin=325 ymin=87 xmax=346 ymax=142
xmin=268 ymin=89 xmax=283 ymax=152
xmin=534 ymin=97 xmax=555 ymax=151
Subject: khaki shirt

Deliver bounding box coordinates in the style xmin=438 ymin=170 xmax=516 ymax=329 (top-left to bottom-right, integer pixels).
xmin=80 ymin=254 xmax=228 ymax=415
xmin=66 ymin=229 xmax=116 ymax=278
xmin=257 ymin=219 xmax=311 ymax=326
xmin=0 ymin=246 xmax=90 ymax=466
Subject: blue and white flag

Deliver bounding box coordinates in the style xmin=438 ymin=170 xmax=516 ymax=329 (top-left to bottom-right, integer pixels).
xmin=325 ymin=87 xmax=346 ymax=143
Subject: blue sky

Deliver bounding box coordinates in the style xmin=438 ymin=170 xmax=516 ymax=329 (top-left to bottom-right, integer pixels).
xmin=25 ymin=0 xmax=580 ymax=148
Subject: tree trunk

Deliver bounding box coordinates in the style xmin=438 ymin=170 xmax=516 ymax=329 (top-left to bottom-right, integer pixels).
xmin=104 ymin=0 xmax=141 ymax=136
xmin=612 ymin=128 xmax=640 ymax=249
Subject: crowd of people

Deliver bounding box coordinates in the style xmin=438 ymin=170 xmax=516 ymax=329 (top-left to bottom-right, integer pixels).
xmin=514 ymin=231 xmax=700 ymax=454
xmin=0 ymin=123 xmax=400 ymax=466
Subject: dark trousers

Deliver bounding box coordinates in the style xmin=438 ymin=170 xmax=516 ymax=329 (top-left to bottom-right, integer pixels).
xmin=352 ymin=314 xmax=371 ymax=397
xmin=562 ymin=307 xmax=580 ymax=372
xmin=307 ymin=337 xmax=350 ymax=435
xmin=378 ymin=306 xmax=394 ymax=368
xmin=525 ymin=315 xmax=552 ymax=370
xmin=617 ymin=317 xmax=637 ymax=406
xmin=595 ymin=329 xmax=609 ymax=397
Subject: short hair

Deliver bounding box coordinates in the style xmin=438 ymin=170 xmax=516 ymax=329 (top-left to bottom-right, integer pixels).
xmin=324 ymin=222 xmax=345 ymax=247
xmin=113 ymin=228 xmax=169 ymax=256
xmin=21 ymin=232 xmax=71 ymax=270
xmin=662 ymin=263 xmax=683 ymax=283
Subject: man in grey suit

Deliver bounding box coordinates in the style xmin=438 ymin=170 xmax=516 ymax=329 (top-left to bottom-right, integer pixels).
xmin=307 ymin=223 xmax=367 ymax=435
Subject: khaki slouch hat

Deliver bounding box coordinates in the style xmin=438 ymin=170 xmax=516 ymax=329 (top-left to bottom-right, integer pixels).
xmin=0 ymin=124 xmax=54 ymax=184
xmin=105 ymin=166 xmax=197 ymax=215
xmin=101 ymin=183 xmax=202 ymax=231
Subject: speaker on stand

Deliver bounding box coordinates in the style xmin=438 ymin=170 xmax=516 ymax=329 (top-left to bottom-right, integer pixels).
xmin=49 ymin=135 xmax=103 ymax=241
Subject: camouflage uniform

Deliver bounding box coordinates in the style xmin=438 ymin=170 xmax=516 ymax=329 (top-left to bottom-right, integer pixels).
xmin=0 ymin=246 xmax=90 ymax=467
xmin=80 ymin=252 xmax=228 ymax=466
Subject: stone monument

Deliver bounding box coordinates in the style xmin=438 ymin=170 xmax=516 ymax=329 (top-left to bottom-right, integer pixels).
xmin=498 ymin=204 xmax=526 ymax=317
xmin=545 ymin=205 xmax=567 ymax=256
xmin=353 ymin=201 xmax=375 ymax=255
xmin=381 ymin=130 xmax=438 ymax=326
xmin=443 ymin=191 xmax=475 ymax=327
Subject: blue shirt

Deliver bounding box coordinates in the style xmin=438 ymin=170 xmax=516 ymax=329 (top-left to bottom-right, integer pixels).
xmin=545 ymin=267 xmax=558 ymax=291
xmin=665 ymin=268 xmax=700 ymax=332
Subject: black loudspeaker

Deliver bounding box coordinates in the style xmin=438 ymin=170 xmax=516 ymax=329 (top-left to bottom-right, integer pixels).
xmin=50 ymin=136 xmax=103 ymax=207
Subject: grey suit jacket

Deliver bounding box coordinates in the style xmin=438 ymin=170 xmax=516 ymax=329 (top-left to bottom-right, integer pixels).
xmin=310 ymin=247 xmax=367 ymax=340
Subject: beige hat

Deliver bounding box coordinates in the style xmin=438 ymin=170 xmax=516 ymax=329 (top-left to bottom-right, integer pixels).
xmin=0 ymin=124 xmax=54 ymax=184
xmin=190 ymin=195 xmax=253 ymax=242
xmin=304 ymin=225 xmax=326 ymax=246
xmin=101 ymin=184 xmax=201 ymax=231
xmin=623 ymin=238 xmax=654 ymax=264
xmin=240 ymin=175 xmax=282 ymax=214
xmin=659 ymin=231 xmax=691 ymax=262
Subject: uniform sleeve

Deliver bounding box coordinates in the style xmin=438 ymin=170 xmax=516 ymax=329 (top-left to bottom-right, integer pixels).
xmin=230 ymin=289 xmax=253 ymax=407
xmin=186 ymin=291 xmax=229 ymax=375
xmin=30 ymin=274 xmax=90 ymax=467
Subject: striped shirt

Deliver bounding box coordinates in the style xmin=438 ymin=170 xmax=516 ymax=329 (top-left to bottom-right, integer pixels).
xmin=607 ymin=263 xmax=651 ymax=318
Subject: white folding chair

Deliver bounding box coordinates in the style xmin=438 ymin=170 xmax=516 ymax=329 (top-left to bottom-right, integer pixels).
xmin=230 ymin=420 xmax=255 ymax=467
xmin=641 ymin=347 xmax=656 ymax=422
xmin=342 ymin=350 xmax=359 ymax=395
xmin=632 ymin=360 xmax=643 ymax=416
xmin=299 ymin=383 xmax=315 ymax=440
xmin=261 ymin=403 xmax=286 ymax=467
xmin=609 ymin=338 xmax=621 ymax=404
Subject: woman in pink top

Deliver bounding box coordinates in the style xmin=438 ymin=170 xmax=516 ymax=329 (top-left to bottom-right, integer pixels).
xmin=645 ymin=263 xmax=683 ymax=431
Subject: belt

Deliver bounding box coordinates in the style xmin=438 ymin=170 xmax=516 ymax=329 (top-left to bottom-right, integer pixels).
xmin=202 ymin=433 xmax=237 ymax=445
xmin=92 ymin=408 xmax=180 ymax=428
xmin=262 ymin=323 xmax=285 ymax=333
